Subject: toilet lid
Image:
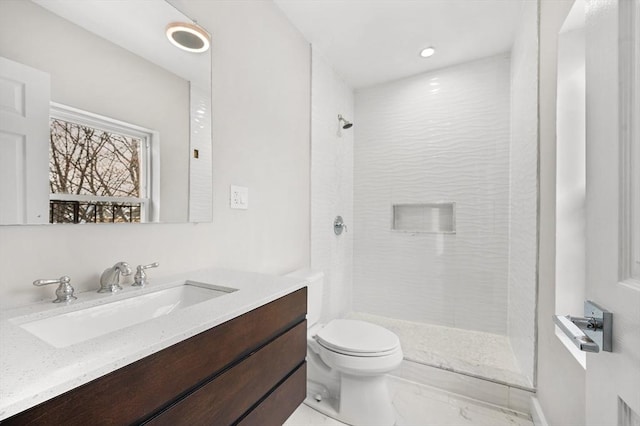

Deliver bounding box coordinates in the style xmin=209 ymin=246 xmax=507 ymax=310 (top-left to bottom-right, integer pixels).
xmin=315 ymin=319 xmax=400 ymax=356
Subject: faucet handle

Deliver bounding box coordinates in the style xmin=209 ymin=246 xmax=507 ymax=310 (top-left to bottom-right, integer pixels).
xmin=139 ymin=262 xmax=159 ymax=270
xmin=133 ymin=262 xmax=159 ymax=287
xmin=33 ymin=276 xmax=77 ymax=303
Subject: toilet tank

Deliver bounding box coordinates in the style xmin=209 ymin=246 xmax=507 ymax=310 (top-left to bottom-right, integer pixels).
xmin=285 ymin=269 xmax=324 ymax=327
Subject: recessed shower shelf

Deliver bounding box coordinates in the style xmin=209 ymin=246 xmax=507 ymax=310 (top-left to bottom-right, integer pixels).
xmin=392 ymin=202 xmax=456 ymax=234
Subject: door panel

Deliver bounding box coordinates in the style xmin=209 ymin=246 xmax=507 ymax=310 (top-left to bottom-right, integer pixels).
xmin=585 ymin=0 xmax=640 ymax=424
xmin=0 ymin=56 xmax=50 ymax=224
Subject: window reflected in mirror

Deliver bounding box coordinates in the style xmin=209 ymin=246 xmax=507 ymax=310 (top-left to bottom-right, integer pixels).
xmin=48 ymin=105 xmax=158 ymax=223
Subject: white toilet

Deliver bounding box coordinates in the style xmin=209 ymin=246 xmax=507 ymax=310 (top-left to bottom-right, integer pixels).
xmin=286 ymin=270 xmax=403 ymax=426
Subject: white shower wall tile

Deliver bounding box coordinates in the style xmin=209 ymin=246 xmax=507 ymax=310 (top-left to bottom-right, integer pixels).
xmin=353 ymin=55 xmax=512 ymax=334
xmin=311 ymin=47 xmax=354 ymax=321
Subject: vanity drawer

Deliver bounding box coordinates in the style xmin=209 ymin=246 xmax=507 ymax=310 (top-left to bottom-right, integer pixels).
xmin=145 ymin=321 xmax=306 ymax=425
xmin=237 ymin=362 xmax=307 ymax=426
xmin=3 ymin=287 xmax=307 ymax=426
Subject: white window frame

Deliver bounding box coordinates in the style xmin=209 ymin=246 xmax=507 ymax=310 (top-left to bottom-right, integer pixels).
xmin=49 ymin=102 xmax=160 ymax=223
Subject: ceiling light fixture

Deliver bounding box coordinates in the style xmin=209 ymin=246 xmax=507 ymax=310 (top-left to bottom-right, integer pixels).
xmin=166 ymin=22 xmax=211 ymax=53
xmin=420 ymin=47 xmax=436 ymax=58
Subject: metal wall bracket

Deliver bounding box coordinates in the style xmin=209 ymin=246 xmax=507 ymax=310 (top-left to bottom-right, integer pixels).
xmin=553 ymin=300 xmax=613 ymax=353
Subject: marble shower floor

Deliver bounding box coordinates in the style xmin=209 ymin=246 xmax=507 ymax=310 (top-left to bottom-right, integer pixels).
xmin=284 ymin=376 xmax=533 ymax=426
xmin=347 ymin=312 xmax=532 ymax=389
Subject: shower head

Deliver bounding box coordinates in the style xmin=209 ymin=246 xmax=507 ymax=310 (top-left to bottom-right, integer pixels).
xmin=338 ymin=114 xmax=353 ymax=129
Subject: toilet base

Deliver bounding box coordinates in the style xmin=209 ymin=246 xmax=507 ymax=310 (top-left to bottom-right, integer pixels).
xmin=303 ymin=374 xmax=396 ymax=426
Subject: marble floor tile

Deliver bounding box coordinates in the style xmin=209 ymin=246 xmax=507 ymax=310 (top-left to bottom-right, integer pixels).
xmin=284 ymin=376 xmax=533 ymax=426
xmin=284 ymin=403 xmax=346 ymax=426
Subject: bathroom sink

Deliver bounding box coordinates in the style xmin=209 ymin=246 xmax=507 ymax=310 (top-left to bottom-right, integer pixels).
xmin=15 ymin=281 xmax=237 ymax=348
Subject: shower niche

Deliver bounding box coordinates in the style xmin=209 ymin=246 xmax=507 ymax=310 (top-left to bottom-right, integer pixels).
xmin=391 ymin=203 xmax=455 ymax=234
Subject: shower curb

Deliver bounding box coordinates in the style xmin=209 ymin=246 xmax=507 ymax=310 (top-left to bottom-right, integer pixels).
xmin=391 ymin=358 xmax=535 ymax=416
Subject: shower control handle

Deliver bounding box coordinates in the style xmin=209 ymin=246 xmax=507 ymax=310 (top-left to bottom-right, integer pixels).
xmin=334 ymin=216 xmax=347 ymax=235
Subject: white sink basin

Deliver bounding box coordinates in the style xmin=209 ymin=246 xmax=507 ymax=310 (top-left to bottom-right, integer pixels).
xmin=14 ymin=281 xmax=237 ymax=348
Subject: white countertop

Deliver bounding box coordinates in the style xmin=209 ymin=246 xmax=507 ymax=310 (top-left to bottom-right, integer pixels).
xmin=0 ymin=268 xmax=307 ymax=420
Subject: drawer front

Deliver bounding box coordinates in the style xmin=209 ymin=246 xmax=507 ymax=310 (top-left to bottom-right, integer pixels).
xmin=145 ymin=321 xmax=307 ymax=426
xmin=3 ymin=288 xmax=307 ymax=426
xmin=237 ymin=362 xmax=307 ymax=426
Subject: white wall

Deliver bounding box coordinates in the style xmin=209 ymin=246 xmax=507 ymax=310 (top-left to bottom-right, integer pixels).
xmin=310 ymin=48 xmax=354 ymax=321
xmin=507 ymin=0 xmax=539 ymax=386
xmin=537 ymin=0 xmax=587 ymax=424
xmin=0 ymin=0 xmax=311 ymax=309
xmin=0 ymin=0 xmax=190 ymax=223
xmin=353 ymin=55 xmax=511 ymax=334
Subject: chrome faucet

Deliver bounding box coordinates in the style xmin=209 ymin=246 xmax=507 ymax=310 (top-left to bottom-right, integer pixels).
xmin=99 ymin=262 xmax=132 ymax=293
xmin=33 ymin=276 xmax=77 ymax=303
xmin=133 ymin=262 xmax=159 ymax=287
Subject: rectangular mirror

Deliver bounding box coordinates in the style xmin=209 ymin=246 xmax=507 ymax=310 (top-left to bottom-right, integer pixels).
xmin=0 ymin=0 xmax=212 ymax=225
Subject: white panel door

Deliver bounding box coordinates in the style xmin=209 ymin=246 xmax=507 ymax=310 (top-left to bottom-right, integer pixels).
xmin=0 ymin=56 xmax=50 ymax=224
xmin=584 ymin=0 xmax=640 ymax=425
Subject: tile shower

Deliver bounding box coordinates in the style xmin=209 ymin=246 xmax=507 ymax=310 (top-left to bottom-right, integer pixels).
xmin=311 ymin=0 xmax=538 ymax=411
xmin=352 ymin=51 xmax=535 ymax=394
xmin=353 ymin=54 xmax=511 ymax=336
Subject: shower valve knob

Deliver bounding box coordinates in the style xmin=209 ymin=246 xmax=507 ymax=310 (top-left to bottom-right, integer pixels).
xmin=334 ymin=216 xmax=347 ymax=235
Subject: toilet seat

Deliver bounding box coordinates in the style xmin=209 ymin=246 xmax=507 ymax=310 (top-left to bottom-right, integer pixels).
xmin=315 ymin=319 xmax=400 ymax=357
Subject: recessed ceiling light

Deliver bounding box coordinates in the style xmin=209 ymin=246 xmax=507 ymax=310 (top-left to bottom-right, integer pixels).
xmin=166 ymin=22 xmax=211 ymax=53
xmin=420 ymin=47 xmax=436 ymax=58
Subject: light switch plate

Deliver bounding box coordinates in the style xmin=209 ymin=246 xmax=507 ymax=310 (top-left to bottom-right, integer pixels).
xmin=230 ymin=185 xmax=248 ymax=209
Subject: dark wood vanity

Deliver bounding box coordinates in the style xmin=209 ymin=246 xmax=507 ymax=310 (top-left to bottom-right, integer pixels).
xmin=2 ymin=288 xmax=307 ymax=426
